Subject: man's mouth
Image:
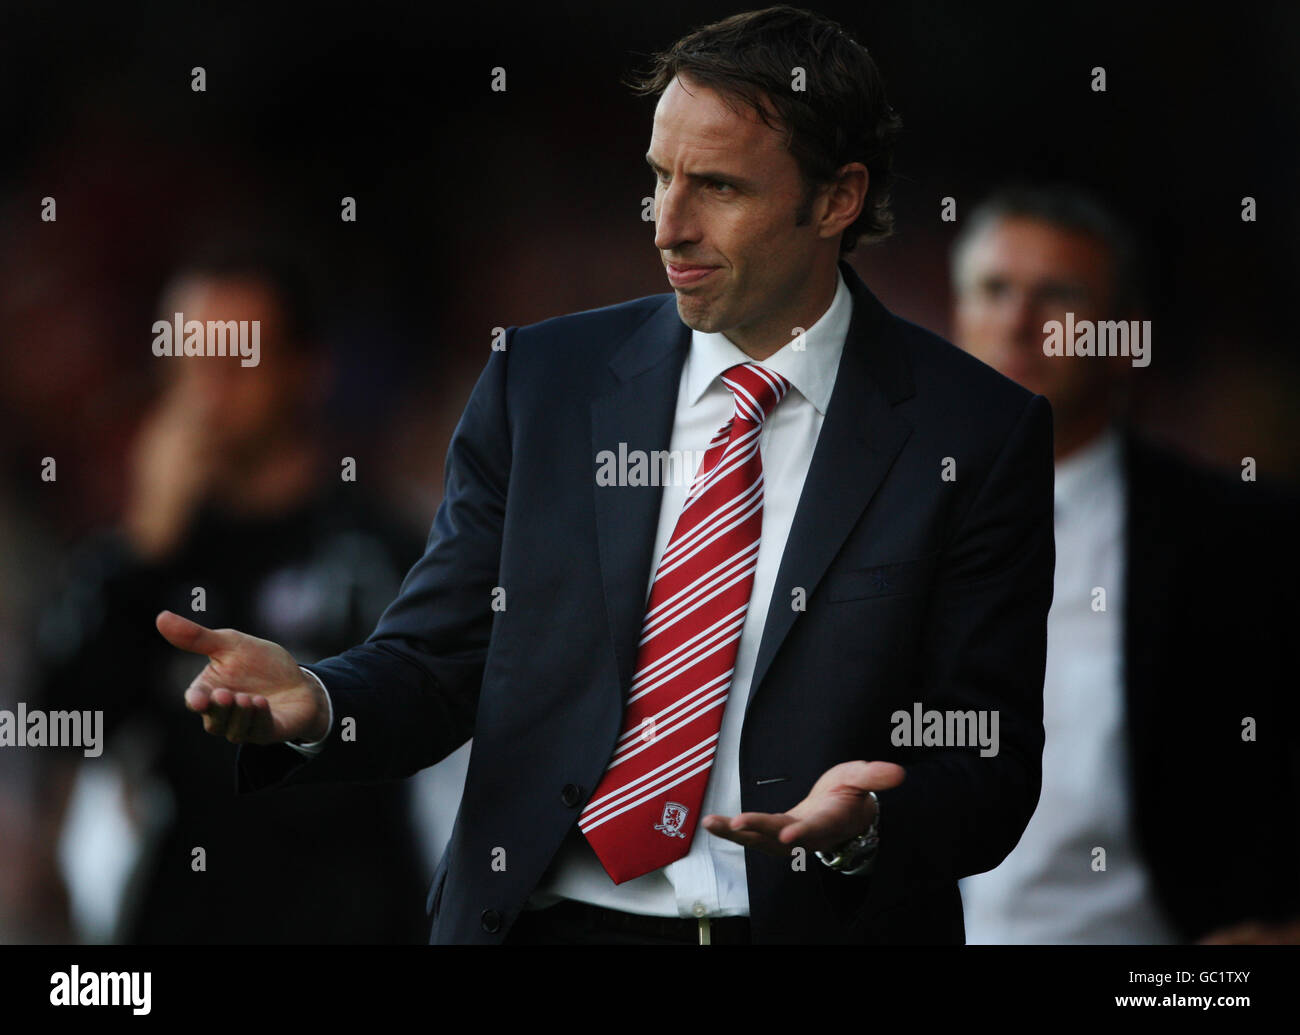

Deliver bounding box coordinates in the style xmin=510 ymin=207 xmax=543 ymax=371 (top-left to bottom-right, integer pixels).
xmin=666 ymin=263 xmax=719 ymax=287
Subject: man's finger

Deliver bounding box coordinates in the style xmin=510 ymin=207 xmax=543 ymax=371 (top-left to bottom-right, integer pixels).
xmin=860 ymin=760 xmax=906 ymax=790
xmin=225 ymin=694 xmax=253 ymax=743
xmin=184 ymin=685 xmax=228 ymax=735
xmin=155 ymin=610 xmax=236 ymax=658
xmin=184 ymin=686 xmax=212 ymax=714
xmin=202 ymin=699 xmax=231 ymax=737
xmin=702 ymin=814 xmax=795 ymax=856
xmin=203 ymin=687 xmax=239 ymax=736
xmin=776 ymin=818 xmax=836 ymax=845
xmin=702 ymin=815 xmax=756 ymax=844
xmin=247 ymin=696 xmax=272 ymax=743
xmin=210 ymin=687 xmax=236 ymax=709
xmin=729 ymin=811 xmax=796 ymax=841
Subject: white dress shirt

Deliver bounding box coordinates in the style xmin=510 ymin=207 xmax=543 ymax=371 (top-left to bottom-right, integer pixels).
xmin=293 ymin=270 xmax=853 ymax=920
xmin=958 ymin=425 xmax=1179 ymax=943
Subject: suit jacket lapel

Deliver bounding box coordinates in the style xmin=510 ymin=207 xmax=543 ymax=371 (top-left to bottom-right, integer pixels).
xmin=745 ymin=262 xmax=916 ymax=716
xmin=591 ymin=296 xmax=690 ymax=696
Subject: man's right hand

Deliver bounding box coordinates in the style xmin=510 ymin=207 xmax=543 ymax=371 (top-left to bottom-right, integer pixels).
xmin=156 ymin=610 xmax=329 ymax=745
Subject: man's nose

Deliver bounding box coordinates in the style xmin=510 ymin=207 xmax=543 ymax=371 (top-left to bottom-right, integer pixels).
xmin=653 ymin=182 xmax=700 ymax=252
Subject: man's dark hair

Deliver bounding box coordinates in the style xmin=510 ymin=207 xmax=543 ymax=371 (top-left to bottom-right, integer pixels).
xmin=625 ymin=5 xmax=902 ymax=254
xmin=951 ymin=184 xmax=1145 ymax=314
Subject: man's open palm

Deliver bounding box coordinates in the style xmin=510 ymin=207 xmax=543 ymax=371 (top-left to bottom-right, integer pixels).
xmin=155 ymin=610 xmax=327 ymax=745
xmin=702 ymin=760 xmax=906 ymax=856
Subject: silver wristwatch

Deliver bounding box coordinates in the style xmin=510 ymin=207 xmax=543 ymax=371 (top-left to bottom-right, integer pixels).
xmin=814 ymin=791 xmax=880 ymax=876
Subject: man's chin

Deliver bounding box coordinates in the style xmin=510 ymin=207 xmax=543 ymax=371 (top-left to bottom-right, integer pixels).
xmin=673 ymin=295 xmax=725 ymax=334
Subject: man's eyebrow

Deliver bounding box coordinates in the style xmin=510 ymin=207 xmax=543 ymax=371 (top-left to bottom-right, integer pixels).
xmin=645 ymin=154 xmax=754 ymax=189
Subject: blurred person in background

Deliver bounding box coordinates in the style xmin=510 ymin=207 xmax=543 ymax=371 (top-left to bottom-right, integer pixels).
xmin=951 ymin=184 xmax=1300 ymax=944
xmin=21 ymin=240 xmax=431 ymax=943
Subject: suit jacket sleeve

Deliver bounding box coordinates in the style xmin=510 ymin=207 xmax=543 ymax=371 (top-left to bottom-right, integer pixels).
xmin=236 ymin=335 xmax=514 ymax=792
xmin=872 ymin=392 xmax=1054 ymax=892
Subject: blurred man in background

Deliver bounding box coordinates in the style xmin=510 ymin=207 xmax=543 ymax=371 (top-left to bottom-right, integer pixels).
xmin=21 ymin=241 xmax=431 ymax=943
xmin=952 ymin=185 xmax=1300 ymax=944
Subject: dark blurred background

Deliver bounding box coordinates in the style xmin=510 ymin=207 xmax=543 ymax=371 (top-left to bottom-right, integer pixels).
xmin=0 ymin=0 xmax=1296 ymax=942
xmin=2 ymin=1 xmax=1298 ymax=539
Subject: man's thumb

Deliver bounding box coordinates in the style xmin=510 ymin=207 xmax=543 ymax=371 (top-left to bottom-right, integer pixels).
xmin=859 ymin=759 xmax=906 ymax=791
xmin=156 ymin=610 xmax=234 ymax=657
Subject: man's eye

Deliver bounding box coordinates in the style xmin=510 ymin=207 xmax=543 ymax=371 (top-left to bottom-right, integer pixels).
xmin=708 ymin=181 xmax=733 ymax=193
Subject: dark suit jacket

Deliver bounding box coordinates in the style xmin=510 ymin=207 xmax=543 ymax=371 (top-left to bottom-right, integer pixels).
xmin=237 ymin=259 xmax=1056 ymax=944
xmin=1121 ymin=432 xmax=1300 ymax=940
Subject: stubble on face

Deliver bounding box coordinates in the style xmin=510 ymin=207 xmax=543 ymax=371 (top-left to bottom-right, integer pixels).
xmin=649 ymin=75 xmax=824 ymax=357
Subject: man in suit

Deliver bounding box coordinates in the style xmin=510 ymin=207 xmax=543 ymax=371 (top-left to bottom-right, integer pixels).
xmin=156 ymin=7 xmax=1055 ymax=944
xmin=952 ymin=185 xmax=1300 ymax=943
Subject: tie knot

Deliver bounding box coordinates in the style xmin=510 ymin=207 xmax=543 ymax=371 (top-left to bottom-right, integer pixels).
xmin=721 ymin=363 xmax=792 ymax=425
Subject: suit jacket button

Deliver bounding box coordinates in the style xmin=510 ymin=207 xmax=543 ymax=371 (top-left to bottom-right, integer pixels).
xmin=560 ymin=784 xmax=582 ymax=808
xmin=481 ymin=909 xmax=502 ymax=933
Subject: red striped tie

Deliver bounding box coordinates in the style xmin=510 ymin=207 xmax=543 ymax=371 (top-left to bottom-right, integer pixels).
xmin=581 ymin=362 xmax=793 ymax=884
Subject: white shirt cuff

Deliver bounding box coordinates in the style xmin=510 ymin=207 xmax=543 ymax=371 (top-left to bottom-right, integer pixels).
xmin=286 ymin=667 xmax=333 ymax=756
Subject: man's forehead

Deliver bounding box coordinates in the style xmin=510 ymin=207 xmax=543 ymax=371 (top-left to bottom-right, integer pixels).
xmin=968 ymin=217 xmax=1110 ymax=278
xmin=651 ymin=75 xmax=783 ymax=149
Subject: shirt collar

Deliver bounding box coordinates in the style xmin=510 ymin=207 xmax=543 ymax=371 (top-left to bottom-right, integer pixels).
xmin=1054 ymin=423 xmax=1123 ymax=514
xmin=684 ymin=268 xmax=852 ymax=414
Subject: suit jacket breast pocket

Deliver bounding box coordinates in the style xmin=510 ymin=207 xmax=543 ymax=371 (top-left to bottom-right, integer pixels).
xmin=825 ymin=554 xmax=937 ymax=603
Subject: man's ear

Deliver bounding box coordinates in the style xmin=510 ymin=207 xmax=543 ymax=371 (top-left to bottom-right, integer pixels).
xmin=817 ymin=163 xmax=869 ymax=242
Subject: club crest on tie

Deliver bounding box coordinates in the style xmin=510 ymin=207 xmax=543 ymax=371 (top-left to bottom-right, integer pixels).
xmin=653 ymin=801 xmax=689 ymax=838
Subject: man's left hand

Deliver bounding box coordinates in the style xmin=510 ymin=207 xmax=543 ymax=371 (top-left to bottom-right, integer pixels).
xmin=702 ymin=760 xmax=905 ymax=857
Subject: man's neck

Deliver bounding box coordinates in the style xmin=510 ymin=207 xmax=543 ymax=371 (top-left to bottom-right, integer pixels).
xmin=730 ymin=263 xmax=839 ymax=361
